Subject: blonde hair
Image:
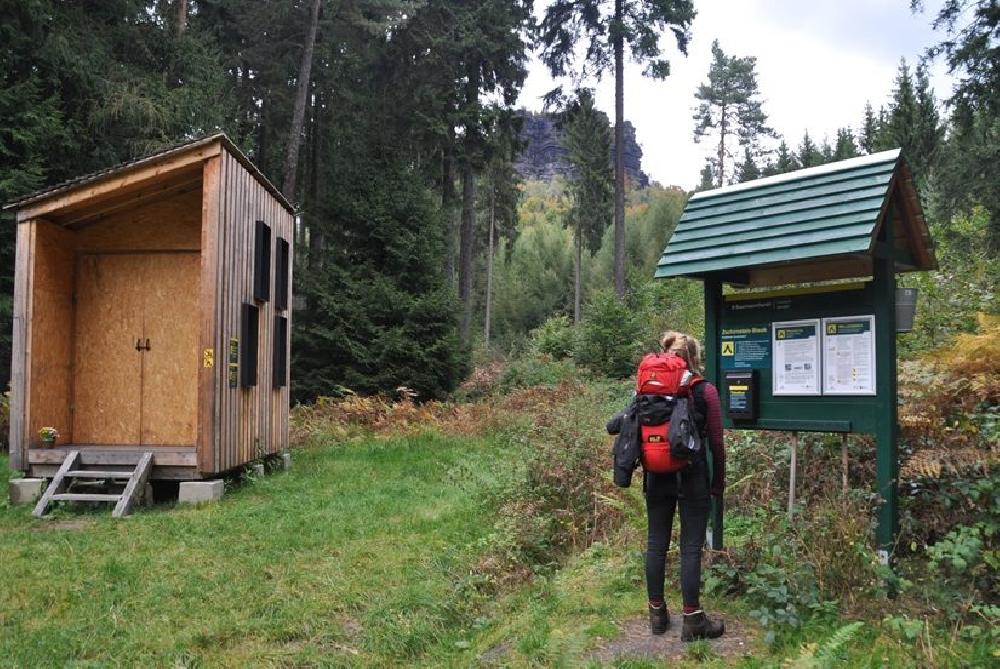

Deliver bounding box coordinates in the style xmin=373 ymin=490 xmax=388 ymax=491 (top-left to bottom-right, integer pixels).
xmin=660 ymin=331 xmax=702 ymax=373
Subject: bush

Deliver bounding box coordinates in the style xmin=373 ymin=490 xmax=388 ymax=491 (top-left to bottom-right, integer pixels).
xmin=500 ymin=355 xmax=578 ymax=392
xmin=529 ymin=314 xmax=575 ymax=360
xmin=709 ymin=494 xmax=887 ymax=643
xmin=574 ymin=288 xmax=646 ymax=378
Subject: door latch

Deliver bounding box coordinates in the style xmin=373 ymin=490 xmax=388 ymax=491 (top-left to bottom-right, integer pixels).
xmin=135 ymin=338 xmax=151 ymax=352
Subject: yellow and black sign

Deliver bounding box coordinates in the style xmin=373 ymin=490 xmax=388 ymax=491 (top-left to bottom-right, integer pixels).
xmin=721 ymin=340 xmax=736 ymax=356
xmin=203 ymin=348 xmax=214 ymax=368
xmin=228 ymin=337 xmax=240 ymax=388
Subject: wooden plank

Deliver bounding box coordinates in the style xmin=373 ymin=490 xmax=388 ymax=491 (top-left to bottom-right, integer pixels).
xmin=198 ymin=155 xmax=221 ymax=474
xmin=30 ymin=463 xmax=197 ymax=481
xmin=29 ymin=447 xmax=196 ymax=467
xmin=9 ymin=220 xmax=33 ymax=470
xmin=16 ymin=142 xmax=222 ymax=222
xmin=747 ymin=255 xmax=873 ymax=288
xmin=32 ymin=450 xmax=80 ymax=517
xmin=52 ymin=493 xmax=120 ymax=502
xmin=66 ymin=470 xmax=134 ymax=478
xmin=72 ymin=254 xmax=144 ymax=443
xmin=112 ymin=451 xmax=154 ymax=517
xmin=239 ymin=158 xmax=252 ymax=469
xmin=141 ymin=253 xmax=200 ymax=444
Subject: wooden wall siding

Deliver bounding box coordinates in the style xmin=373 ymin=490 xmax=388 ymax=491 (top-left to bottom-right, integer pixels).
xmin=28 ymin=222 xmax=75 ymax=448
xmin=198 ymin=156 xmax=221 ymax=474
xmin=211 ymin=149 xmax=293 ymax=473
xmin=8 ymin=221 xmax=32 ymax=470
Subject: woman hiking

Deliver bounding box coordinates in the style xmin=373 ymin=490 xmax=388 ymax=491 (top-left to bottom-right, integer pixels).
xmin=645 ymin=331 xmax=726 ymax=640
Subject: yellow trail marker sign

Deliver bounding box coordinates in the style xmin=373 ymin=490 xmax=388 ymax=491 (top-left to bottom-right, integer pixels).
xmin=721 ymin=341 xmax=736 ymax=356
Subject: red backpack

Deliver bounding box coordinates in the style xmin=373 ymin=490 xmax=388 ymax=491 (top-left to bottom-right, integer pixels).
xmin=635 ymin=353 xmax=703 ymax=473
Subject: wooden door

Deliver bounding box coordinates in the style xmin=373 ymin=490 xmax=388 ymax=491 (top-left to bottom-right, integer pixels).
xmin=73 ymin=255 xmax=144 ymax=444
xmin=139 ymin=253 xmax=199 ymax=444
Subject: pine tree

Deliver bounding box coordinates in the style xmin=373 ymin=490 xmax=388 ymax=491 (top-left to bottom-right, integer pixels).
xmin=879 ymin=59 xmax=918 ymax=153
xmin=916 ymin=0 xmax=1000 ymax=250
xmin=540 ymin=0 xmax=695 ymax=299
xmin=859 ymin=102 xmax=880 ymax=154
xmin=910 ymin=62 xmax=943 ymax=182
xmin=693 ymin=40 xmax=775 ymax=187
xmin=798 ymin=131 xmax=824 ymax=168
xmin=697 ymin=159 xmax=715 ymax=191
xmin=833 ymin=128 xmax=860 ymax=161
xmin=763 ymin=140 xmax=800 ymax=176
xmin=562 ymin=89 xmax=613 ymax=324
xmin=736 ymin=146 xmax=761 ymax=183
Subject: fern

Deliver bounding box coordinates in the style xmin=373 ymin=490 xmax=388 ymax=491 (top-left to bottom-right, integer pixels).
xmin=784 ymin=621 xmax=864 ymax=668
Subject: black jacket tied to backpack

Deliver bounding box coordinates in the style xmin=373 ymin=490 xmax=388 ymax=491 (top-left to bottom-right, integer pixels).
xmin=606 ymin=383 xmax=709 ymax=489
xmin=607 ymin=396 xmax=641 ymax=488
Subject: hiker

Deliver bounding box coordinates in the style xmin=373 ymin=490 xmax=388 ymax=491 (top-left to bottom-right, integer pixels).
xmin=644 ymin=331 xmax=726 ymax=640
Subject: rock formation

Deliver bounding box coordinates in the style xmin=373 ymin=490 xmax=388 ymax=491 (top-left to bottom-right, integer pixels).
xmin=514 ymin=110 xmax=649 ymax=188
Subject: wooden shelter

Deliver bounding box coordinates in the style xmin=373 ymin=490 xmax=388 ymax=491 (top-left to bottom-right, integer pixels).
xmin=5 ymin=134 xmax=295 ymax=484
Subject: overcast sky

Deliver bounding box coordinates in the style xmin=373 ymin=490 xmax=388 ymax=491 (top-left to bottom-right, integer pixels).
xmin=518 ymin=0 xmax=955 ymax=190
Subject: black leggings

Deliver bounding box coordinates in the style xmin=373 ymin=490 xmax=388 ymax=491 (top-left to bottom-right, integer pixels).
xmin=644 ymin=462 xmax=711 ymax=608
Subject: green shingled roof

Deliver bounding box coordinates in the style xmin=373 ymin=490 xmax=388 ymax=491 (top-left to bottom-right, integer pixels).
xmin=655 ymin=149 xmax=933 ymax=282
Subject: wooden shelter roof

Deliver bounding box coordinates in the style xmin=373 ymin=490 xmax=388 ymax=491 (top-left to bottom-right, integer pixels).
xmin=654 ymin=149 xmax=936 ymax=287
xmin=4 ymin=133 xmax=295 ymax=224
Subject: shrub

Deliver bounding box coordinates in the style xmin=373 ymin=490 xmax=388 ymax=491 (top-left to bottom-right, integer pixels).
xmin=500 ymin=355 xmax=578 ymax=392
xmin=529 ymin=314 xmax=575 ymax=360
xmin=574 ymin=288 xmax=646 ymax=378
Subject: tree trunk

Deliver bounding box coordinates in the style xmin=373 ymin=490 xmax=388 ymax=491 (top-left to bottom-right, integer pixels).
xmin=281 ymin=0 xmax=322 ymax=200
xmin=574 ymin=217 xmax=582 ymax=325
xmin=176 ymin=0 xmax=187 ymax=34
xmin=442 ymin=140 xmax=457 ymax=288
xmin=485 ymin=189 xmax=495 ymax=345
xmin=717 ymin=102 xmax=727 ymax=187
xmin=459 ymin=162 xmax=475 ymax=344
xmin=307 ymin=90 xmax=324 ymax=269
xmin=613 ymin=0 xmax=626 ymax=300
xmin=459 ymin=66 xmax=479 ymax=345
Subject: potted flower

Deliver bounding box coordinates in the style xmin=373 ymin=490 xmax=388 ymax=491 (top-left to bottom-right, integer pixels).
xmin=39 ymin=426 xmax=59 ymax=448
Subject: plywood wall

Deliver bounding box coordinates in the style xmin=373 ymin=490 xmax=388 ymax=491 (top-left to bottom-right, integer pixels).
xmin=204 ymin=149 xmax=294 ymax=473
xmin=75 ymin=188 xmax=201 ymax=252
xmin=28 ymin=222 xmax=75 ymax=447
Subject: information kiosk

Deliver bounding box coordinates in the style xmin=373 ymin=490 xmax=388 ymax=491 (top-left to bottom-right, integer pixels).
xmin=655 ymin=149 xmax=936 ymax=557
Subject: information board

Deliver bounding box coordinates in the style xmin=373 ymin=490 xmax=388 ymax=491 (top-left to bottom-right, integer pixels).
xmin=822 ymin=315 xmax=876 ymax=395
xmin=772 ymin=319 xmax=821 ymax=396
xmin=720 ymin=325 xmax=771 ymax=370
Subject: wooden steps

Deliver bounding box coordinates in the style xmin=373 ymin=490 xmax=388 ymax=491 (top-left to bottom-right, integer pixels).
xmin=32 ymin=450 xmax=154 ymax=519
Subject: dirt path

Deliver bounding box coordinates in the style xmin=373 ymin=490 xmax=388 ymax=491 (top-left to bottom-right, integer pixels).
xmin=588 ymin=614 xmax=756 ymax=664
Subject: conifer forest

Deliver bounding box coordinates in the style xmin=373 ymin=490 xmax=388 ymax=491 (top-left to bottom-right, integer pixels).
xmin=0 ymin=1 xmax=998 ymax=666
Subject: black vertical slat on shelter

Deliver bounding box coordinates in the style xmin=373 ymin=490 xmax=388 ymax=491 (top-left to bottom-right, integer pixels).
xmin=275 ymin=237 xmax=289 ymax=311
xmin=253 ymin=220 xmax=271 ymax=302
xmin=273 ymin=315 xmax=288 ymax=388
xmin=241 ymin=302 xmax=259 ymax=387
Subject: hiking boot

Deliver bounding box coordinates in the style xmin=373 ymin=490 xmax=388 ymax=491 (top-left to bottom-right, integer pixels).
xmin=681 ymin=610 xmax=724 ymax=642
xmin=648 ymin=604 xmax=670 ymax=635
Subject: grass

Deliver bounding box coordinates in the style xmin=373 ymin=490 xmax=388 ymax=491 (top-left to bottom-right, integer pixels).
xmin=0 ymin=433 xmax=514 ymax=667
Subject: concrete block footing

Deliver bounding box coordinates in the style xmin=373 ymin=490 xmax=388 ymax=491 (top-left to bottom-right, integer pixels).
xmin=281 ymin=452 xmax=292 ymax=471
xmin=250 ymin=463 xmax=265 ymax=477
xmin=178 ymin=480 xmax=224 ymax=505
xmin=9 ymin=478 xmax=46 ymax=505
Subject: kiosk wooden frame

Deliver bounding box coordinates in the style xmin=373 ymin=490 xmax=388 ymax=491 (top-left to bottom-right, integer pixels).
xmin=655 ymin=149 xmax=935 ymax=554
xmin=5 ymin=134 xmax=295 ymax=481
